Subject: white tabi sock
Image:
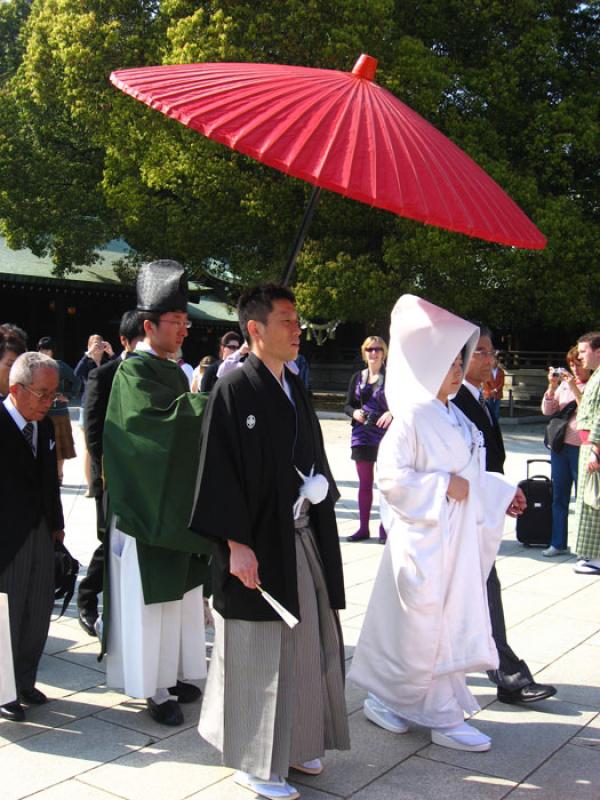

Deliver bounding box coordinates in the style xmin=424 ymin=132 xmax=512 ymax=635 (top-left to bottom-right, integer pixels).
xmin=150 ymin=688 xmax=176 ymax=704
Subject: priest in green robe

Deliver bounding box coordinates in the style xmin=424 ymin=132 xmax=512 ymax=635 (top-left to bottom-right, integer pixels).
xmin=102 ymin=259 xmax=211 ymax=726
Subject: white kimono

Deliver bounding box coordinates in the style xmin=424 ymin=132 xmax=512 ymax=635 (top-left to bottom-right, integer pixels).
xmin=348 ymin=399 xmax=515 ymax=728
xmin=106 ymin=523 xmax=207 ymax=699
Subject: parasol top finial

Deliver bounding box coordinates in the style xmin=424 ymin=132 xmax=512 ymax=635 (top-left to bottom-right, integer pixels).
xmin=352 ymin=54 xmax=378 ymax=81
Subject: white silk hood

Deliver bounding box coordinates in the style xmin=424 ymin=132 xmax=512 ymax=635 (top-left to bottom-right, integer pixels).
xmin=385 ymin=294 xmax=479 ymax=416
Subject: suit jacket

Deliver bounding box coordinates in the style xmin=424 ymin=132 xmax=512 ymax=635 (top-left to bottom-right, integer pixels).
xmin=452 ymin=384 xmax=506 ymax=473
xmin=84 ymin=357 xmax=123 ymax=465
xmin=199 ymin=360 xmax=221 ymax=393
xmin=74 ymin=352 xmax=115 ymax=404
xmin=0 ymin=405 xmax=64 ymax=573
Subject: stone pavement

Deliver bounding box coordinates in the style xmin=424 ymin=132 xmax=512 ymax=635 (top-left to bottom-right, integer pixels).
xmin=1 ymin=420 xmax=599 ymax=800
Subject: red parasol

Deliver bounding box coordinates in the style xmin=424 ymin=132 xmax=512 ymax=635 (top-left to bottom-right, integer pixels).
xmin=110 ymin=55 xmax=546 ymax=282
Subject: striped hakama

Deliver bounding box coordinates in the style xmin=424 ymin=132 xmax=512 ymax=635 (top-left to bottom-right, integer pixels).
xmin=0 ymin=520 xmax=54 ymax=695
xmin=199 ymin=513 xmax=350 ymax=779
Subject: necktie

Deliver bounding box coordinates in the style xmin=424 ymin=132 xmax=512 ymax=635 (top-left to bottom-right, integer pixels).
xmin=478 ymin=392 xmax=493 ymax=424
xmin=22 ymin=421 xmax=35 ymax=452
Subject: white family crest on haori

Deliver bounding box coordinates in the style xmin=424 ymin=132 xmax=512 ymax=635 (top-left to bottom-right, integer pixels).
xmin=348 ymin=294 xmax=515 ymax=730
xmin=246 ymin=414 xmax=256 ymax=429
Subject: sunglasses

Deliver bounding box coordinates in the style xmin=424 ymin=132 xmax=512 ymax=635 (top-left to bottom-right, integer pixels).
xmin=365 ymin=347 xmax=384 ymax=353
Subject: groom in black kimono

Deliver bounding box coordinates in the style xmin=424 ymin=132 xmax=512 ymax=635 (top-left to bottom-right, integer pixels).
xmin=191 ymin=285 xmax=349 ymax=800
xmin=452 ymin=325 xmax=556 ymax=706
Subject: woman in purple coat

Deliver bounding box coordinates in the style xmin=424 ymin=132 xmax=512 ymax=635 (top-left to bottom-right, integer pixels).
xmin=344 ymin=336 xmax=393 ymax=543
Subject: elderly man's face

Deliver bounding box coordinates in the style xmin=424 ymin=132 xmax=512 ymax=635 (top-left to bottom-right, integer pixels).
xmin=464 ymin=335 xmax=496 ymax=386
xmin=10 ymin=367 xmax=58 ymax=422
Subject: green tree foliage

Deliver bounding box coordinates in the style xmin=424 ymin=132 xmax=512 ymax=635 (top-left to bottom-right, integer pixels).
xmin=0 ymin=0 xmax=598 ymax=336
xmin=0 ymin=0 xmax=31 ymax=80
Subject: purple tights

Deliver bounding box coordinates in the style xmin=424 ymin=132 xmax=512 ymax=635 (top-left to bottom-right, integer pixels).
xmin=355 ymin=460 xmax=374 ymax=535
xmin=352 ymin=461 xmax=386 ymax=540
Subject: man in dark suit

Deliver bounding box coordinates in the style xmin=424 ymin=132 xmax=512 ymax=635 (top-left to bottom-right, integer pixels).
xmin=453 ymin=326 xmax=556 ymax=705
xmin=77 ymin=311 xmax=143 ymax=636
xmin=0 ymin=352 xmax=65 ymax=721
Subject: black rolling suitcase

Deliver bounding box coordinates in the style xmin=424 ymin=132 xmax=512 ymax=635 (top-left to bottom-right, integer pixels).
xmin=515 ymin=459 xmax=552 ymax=547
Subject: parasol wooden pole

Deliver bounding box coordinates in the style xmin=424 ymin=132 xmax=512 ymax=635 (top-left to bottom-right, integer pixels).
xmin=281 ymin=185 xmax=322 ymax=286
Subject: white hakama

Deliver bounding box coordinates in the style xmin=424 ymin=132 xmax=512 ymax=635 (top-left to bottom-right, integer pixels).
xmin=349 ymin=400 xmax=515 ymax=728
xmin=106 ymin=521 xmax=206 ymax=698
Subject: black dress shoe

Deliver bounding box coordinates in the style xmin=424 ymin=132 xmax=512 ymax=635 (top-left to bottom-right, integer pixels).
xmin=78 ymin=609 xmax=98 ymax=637
xmin=169 ymin=681 xmax=202 ymax=704
xmin=347 ymin=531 xmax=370 ymax=542
xmin=20 ymin=687 xmax=47 ymax=705
xmin=0 ymin=701 xmax=25 ymax=721
xmin=146 ymin=698 xmax=184 ymax=726
xmin=497 ymin=682 xmax=557 ymax=705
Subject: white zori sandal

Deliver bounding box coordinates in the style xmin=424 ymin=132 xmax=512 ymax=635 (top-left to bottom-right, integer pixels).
xmin=431 ymin=721 xmax=491 ymax=752
xmin=290 ymin=758 xmax=323 ymax=775
xmin=233 ymin=771 xmax=300 ymax=800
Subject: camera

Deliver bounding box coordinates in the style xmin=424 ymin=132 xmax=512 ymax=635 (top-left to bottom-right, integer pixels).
xmin=551 ymin=368 xmax=567 ymax=378
xmin=363 ymin=411 xmax=381 ymax=427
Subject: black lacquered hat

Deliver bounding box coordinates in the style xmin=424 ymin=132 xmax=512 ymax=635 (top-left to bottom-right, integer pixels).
xmin=136 ymin=259 xmax=188 ymax=313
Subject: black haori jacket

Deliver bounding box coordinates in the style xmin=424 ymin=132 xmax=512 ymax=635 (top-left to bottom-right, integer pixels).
xmin=190 ymin=353 xmax=345 ymax=621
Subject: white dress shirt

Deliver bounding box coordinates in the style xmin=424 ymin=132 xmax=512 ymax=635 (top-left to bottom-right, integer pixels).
xmin=3 ymin=395 xmax=38 ymax=455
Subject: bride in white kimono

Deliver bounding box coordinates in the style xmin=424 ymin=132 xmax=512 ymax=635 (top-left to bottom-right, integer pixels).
xmin=348 ymin=295 xmax=520 ymax=752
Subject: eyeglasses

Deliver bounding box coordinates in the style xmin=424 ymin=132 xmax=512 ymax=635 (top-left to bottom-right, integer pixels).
xmin=21 ymin=385 xmax=58 ymax=402
xmin=159 ymin=319 xmax=192 ymax=329
xmin=472 ymin=349 xmax=498 ymax=359
xmin=365 ymin=347 xmax=384 ymax=353
xmin=223 ymin=343 xmax=240 ymax=350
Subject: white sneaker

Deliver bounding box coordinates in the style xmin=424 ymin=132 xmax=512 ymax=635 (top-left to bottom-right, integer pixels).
xmin=542 ymin=545 xmax=570 ymax=557
xmin=431 ymin=722 xmax=491 ymax=752
xmin=233 ymin=771 xmax=299 ymax=800
xmin=363 ymin=694 xmax=409 ymax=734
xmin=574 ymin=559 xmax=600 ymax=574
xmin=290 ymin=758 xmax=323 ymax=775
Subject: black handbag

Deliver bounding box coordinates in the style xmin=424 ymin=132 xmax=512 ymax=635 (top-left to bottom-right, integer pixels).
xmin=54 ymin=540 xmax=80 ymax=618
xmin=544 ymin=400 xmax=577 ymax=454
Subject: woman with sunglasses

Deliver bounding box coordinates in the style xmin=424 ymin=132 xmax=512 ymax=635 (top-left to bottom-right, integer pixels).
xmin=344 ymin=336 xmax=393 ymax=543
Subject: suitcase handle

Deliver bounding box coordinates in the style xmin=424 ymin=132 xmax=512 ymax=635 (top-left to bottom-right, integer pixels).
xmin=526 ymin=459 xmax=551 ymax=479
